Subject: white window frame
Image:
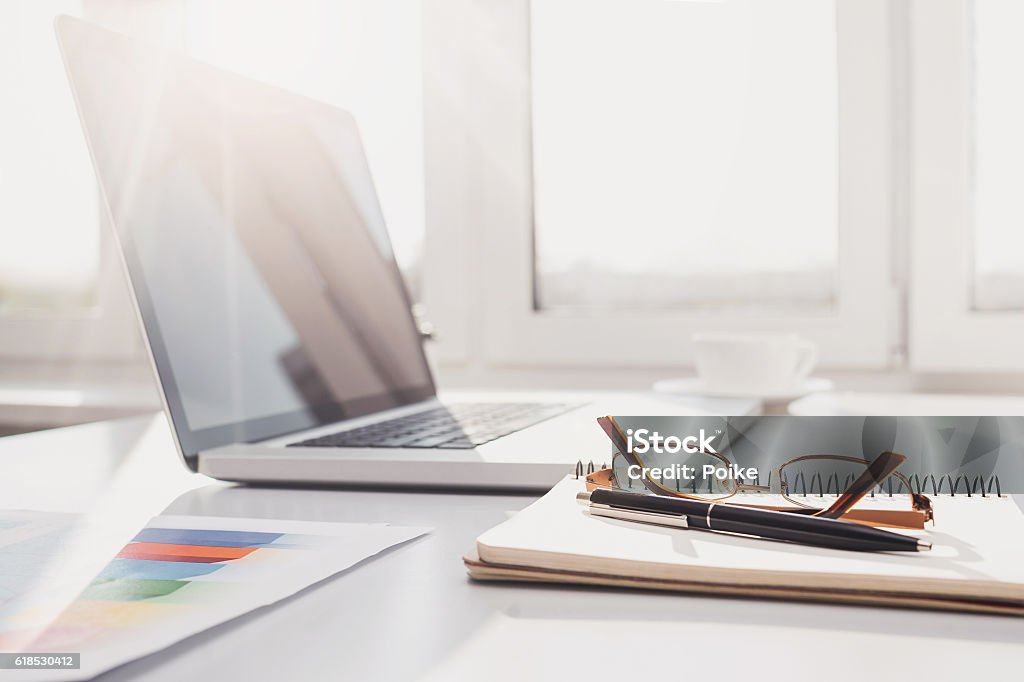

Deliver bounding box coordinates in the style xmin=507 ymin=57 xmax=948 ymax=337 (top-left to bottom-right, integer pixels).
xmin=0 ymin=225 xmax=139 ymax=360
xmin=423 ymin=0 xmax=898 ymax=371
xmin=907 ymin=0 xmax=1024 ymax=371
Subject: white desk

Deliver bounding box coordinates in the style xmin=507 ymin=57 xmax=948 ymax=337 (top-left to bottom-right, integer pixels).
xmin=1 ymin=414 xmax=1021 ymax=681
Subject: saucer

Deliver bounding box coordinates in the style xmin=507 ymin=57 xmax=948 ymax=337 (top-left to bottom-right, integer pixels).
xmin=652 ymin=376 xmax=834 ymax=402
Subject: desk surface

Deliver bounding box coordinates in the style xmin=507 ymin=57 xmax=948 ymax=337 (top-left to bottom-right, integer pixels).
xmin=1 ymin=414 xmax=1021 ymax=681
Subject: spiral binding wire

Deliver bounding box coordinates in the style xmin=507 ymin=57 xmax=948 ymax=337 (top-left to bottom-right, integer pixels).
xmin=575 ymin=460 xmax=1006 ymax=498
xmin=784 ymin=472 xmax=1005 ymax=498
xmin=573 ymin=461 xmax=606 ymax=479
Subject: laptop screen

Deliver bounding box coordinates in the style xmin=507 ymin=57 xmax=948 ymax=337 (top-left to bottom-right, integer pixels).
xmin=57 ymin=17 xmax=435 ymax=460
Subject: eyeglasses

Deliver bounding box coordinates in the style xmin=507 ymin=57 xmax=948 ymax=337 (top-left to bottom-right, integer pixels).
xmin=592 ymin=416 xmax=934 ymax=529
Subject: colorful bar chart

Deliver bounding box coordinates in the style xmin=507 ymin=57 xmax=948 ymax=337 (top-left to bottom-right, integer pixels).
xmin=10 ymin=526 xmax=321 ymax=647
xmin=0 ymin=512 xmax=428 ymax=680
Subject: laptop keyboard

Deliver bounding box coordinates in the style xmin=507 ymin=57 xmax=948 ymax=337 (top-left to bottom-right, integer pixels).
xmin=287 ymin=402 xmax=580 ymax=450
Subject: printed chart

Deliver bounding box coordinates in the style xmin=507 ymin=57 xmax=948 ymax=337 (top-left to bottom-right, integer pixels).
xmin=0 ymin=512 xmax=428 ymax=680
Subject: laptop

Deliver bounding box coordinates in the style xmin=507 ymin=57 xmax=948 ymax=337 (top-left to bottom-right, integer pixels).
xmin=55 ymin=16 xmax=707 ymax=490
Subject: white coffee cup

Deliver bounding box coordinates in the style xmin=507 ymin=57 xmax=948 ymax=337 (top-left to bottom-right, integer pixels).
xmin=692 ymin=332 xmax=818 ymax=396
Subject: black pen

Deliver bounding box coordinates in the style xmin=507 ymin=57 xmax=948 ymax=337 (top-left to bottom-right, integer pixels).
xmin=578 ymin=488 xmax=931 ymax=553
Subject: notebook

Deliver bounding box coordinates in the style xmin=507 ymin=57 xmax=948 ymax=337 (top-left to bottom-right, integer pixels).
xmin=465 ymin=476 xmax=1024 ymax=616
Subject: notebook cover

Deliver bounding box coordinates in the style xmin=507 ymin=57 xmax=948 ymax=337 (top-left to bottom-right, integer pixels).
xmin=463 ymin=550 xmax=1024 ymax=617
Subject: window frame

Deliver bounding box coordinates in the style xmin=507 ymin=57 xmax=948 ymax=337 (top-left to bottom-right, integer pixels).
xmin=0 ymin=203 xmax=141 ymax=362
xmin=907 ymin=0 xmax=1024 ymax=371
xmin=423 ymin=0 xmax=898 ymax=371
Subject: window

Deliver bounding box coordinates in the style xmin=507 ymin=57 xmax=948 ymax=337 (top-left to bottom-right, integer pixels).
xmin=423 ymin=0 xmax=895 ymax=369
xmin=8 ymin=0 xmax=1019 ymax=376
xmin=531 ymin=0 xmax=839 ymax=313
xmin=0 ymin=0 xmax=136 ymax=359
xmin=0 ymin=0 xmax=99 ymax=313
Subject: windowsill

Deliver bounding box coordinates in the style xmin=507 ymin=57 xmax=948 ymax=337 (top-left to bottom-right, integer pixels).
xmin=0 ymin=373 xmax=160 ymax=433
xmin=3 ymin=361 xmax=1024 ymax=435
xmin=435 ymin=364 xmax=1024 ymax=395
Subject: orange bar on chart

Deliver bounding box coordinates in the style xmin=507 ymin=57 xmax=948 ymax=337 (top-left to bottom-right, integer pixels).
xmin=117 ymin=542 xmax=258 ymax=563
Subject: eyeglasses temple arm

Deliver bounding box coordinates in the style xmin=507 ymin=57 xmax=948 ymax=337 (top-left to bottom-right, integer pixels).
xmin=596 ymin=416 xmax=631 ymax=460
xmin=816 ymin=450 xmax=907 ymax=519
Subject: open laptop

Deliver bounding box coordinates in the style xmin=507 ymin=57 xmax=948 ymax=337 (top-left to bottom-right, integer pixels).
xmin=55 ymin=16 xmax=704 ymax=489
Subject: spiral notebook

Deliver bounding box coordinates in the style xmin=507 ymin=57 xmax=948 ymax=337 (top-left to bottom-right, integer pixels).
xmin=465 ymin=469 xmax=1024 ymax=616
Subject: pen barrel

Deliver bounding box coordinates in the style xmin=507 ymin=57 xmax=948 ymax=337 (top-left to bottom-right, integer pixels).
xmin=588 ymin=489 xmax=922 ymax=553
xmin=699 ymin=514 xmax=919 ymax=553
